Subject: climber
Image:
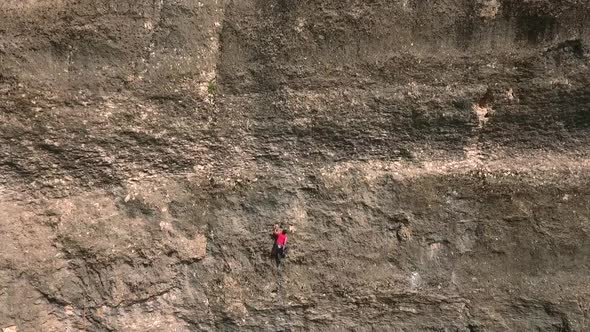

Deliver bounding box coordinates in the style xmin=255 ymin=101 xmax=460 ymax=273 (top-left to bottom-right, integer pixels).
xmin=271 ymin=224 xmax=288 ymax=266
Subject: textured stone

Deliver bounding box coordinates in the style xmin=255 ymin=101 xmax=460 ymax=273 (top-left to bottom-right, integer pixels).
xmin=1 ymin=0 xmax=590 ymax=331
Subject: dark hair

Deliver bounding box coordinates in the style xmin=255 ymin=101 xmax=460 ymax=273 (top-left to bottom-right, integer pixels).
xmin=282 ymin=229 xmax=288 ymax=235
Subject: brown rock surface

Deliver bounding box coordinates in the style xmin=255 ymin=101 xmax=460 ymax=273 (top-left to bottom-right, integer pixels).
xmin=1 ymin=0 xmax=590 ymax=331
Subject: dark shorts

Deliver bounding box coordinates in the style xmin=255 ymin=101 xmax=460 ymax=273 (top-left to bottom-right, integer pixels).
xmin=272 ymin=243 xmax=287 ymax=257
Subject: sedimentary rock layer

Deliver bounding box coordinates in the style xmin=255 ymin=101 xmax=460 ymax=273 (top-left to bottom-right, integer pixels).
xmin=1 ymin=0 xmax=589 ymax=331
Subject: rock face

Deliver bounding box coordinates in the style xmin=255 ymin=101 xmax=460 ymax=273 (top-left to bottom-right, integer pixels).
xmin=1 ymin=0 xmax=590 ymax=331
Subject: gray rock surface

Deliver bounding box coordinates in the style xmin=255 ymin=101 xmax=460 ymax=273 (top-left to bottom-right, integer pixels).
xmin=1 ymin=0 xmax=590 ymax=331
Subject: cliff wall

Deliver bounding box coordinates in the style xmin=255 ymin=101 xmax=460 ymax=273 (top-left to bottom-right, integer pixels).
xmin=1 ymin=1 xmax=590 ymax=331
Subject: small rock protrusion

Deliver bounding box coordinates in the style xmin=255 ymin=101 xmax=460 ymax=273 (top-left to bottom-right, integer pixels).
xmin=505 ymin=88 xmax=515 ymax=101
xmin=473 ymin=103 xmax=494 ymax=128
xmin=478 ymin=0 xmax=500 ymax=19
xmin=397 ymin=225 xmax=412 ymax=242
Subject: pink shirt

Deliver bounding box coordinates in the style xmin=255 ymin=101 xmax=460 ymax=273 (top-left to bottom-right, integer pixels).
xmin=275 ymin=232 xmax=288 ymax=246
